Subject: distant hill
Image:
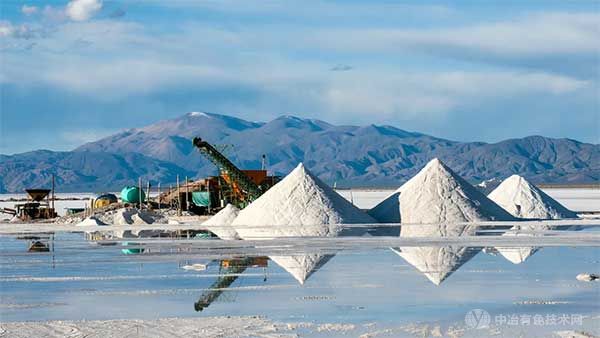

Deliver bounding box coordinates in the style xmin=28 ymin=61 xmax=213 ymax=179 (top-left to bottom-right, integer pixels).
xmin=1 ymin=112 xmax=598 ymax=192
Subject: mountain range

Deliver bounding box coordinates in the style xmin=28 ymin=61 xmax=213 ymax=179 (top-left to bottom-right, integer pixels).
xmin=1 ymin=112 xmax=598 ymax=193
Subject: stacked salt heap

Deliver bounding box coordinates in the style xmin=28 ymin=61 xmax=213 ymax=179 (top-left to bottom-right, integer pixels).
xmin=111 ymin=208 xmax=163 ymax=238
xmin=488 ymin=175 xmax=577 ymax=264
xmin=233 ymin=163 xmax=376 ymax=284
xmin=488 ymin=175 xmax=577 ymax=219
xmin=395 ymin=158 xmax=515 ymax=285
xmin=203 ymin=204 xmax=240 ymax=240
xmin=76 ymin=216 xmax=107 ymax=226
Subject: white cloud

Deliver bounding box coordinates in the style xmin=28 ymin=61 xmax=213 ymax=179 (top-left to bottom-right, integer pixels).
xmin=66 ymin=0 xmax=102 ymax=22
xmin=308 ymin=12 xmax=600 ymax=58
xmin=0 ymin=21 xmax=38 ymax=39
xmin=0 ymin=21 xmax=14 ymax=37
xmin=323 ymin=71 xmax=588 ymax=119
xmin=21 ymin=5 xmax=39 ymax=16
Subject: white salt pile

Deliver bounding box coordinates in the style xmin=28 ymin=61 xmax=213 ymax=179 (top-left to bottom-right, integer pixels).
xmin=400 ymin=158 xmax=515 ymax=224
xmin=488 ymin=175 xmax=577 ymax=264
xmin=234 ymin=163 xmax=375 ymax=239
xmin=576 ymin=273 xmax=599 ymax=282
xmin=203 ymin=204 xmax=240 ymax=240
xmin=233 ymin=163 xmax=376 ymax=284
xmin=394 ymin=158 xmax=515 ymax=285
xmin=76 ymin=216 xmax=107 ymax=226
xmin=488 ymin=175 xmax=578 ymax=219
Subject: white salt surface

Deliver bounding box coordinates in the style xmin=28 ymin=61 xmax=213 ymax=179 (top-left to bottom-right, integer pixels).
xmin=0 ymin=316 xmax=299 ymax=338
xmin=488 ymin=175 xmax=578 ymax=219
xmin=233 ymin=163 xmax=375 ymax=283
xmin=202 ymin=204 xmax=240 ymax=240
xmin=540 ymin=188 xmax=599 ymax=212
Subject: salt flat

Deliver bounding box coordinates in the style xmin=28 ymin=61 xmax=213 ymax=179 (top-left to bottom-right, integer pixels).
xmin=1 ymin=188 xmax=598 ymax=337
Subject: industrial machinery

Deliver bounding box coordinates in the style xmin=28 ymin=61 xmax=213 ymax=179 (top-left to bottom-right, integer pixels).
xmin=190 ymin=137 xmax=280 ymax=210
xmin=194 ymin=257 xmax=268 ymax=311
xmin=1 ymin=189 xmax=57 ymax=220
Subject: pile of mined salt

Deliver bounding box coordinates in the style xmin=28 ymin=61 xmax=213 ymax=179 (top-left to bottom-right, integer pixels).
xmin=234 ymin=163 xmax=375 ymax=239
xmin=400 ymin=158 xmax=515 ymax=224
xmin=203 ymin=204 xmax=240 ymax=240
xmin=488 ymin=175 xmax=577 ymax=219
xmin=76 ymin=216 xmax=107 ymax=226
xmin=233 ymin=163 xmax=376 ymax=284
xmin=394 ymin=158 xmax=515 ymax=285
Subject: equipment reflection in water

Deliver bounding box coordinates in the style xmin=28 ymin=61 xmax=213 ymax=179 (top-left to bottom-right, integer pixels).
xmin=194 ymin=257 xmax=268 ymax=312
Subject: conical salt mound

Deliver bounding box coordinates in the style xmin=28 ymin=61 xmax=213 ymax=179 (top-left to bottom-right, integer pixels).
xmin=76 ymin=216 xmax=107 ymax=226
xmin=395 ymin=158 xmax=514 ymax=285
xmin=233 ymin=163 xmax=376 ymax=284
xmin=203 ymin=204 xmax=240 ymax=240
xmin=368 ymin=189 xmax=402 ymax=223
xmin=234 ymin=163 xmax=376 ymax=238
xmin=488 ymin=175 xmax=577 ymax=219
xmin=400 ymin=158 xmax=515 ymax=223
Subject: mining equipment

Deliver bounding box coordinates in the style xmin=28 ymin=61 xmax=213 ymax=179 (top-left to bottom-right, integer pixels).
xmin=192 ymin=137 xmax=280 ymax=209
xmin=194 ymin=257 xmax=268 ymax=311
xmin=160 ymin=138 xmax=279 ymax=213
xmin=1 ymin=189 xmax=58 ymax=221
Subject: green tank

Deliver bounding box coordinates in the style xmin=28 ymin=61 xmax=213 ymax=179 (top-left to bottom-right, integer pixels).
xmin=120 ymin=186 xmax=145 ymax=203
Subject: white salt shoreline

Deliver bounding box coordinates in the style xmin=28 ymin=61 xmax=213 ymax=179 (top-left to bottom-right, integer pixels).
xmin=0 ymin=315 xmax=364 ymax=338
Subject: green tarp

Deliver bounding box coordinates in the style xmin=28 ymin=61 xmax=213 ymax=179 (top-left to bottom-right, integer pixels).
xmin=192 ymin=191 xmax=211 ymax=207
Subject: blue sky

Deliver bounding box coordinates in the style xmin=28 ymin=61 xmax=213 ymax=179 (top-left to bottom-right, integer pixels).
xmin=0 ymin=0 xmax=598 ymax=154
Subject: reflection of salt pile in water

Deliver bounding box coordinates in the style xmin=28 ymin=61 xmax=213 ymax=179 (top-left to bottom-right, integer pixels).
xmin=488 ymin=175 xmax=577 ymax=264
xmin=233 ymin=163 xmax=376 ymax=284
xmin=203 ymin=204 xmax=240 ymax=240
xmin=488 ymin=175 xmax=577 ymax=219
xmin=393 ymin=158 xmax=515 ymax=285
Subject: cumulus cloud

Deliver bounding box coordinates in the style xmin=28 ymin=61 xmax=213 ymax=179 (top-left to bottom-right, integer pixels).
xmin=21 ymin=5 xmax=38 ymax=16
xmin=66 ymin=0 xmax=103 ymax=21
